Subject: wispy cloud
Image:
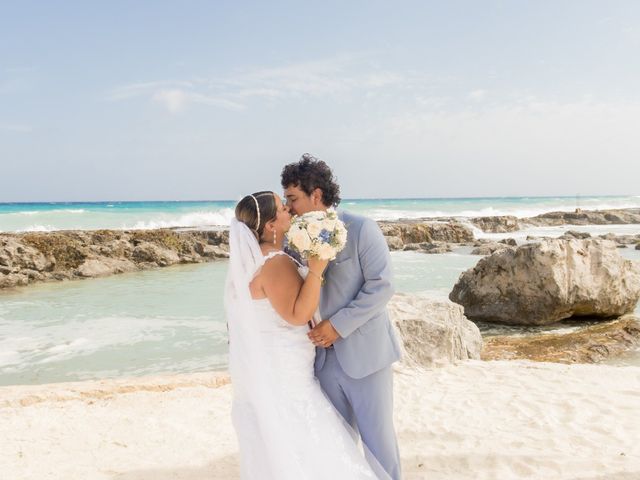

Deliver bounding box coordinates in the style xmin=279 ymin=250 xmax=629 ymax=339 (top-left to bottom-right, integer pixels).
xmin=106 ymin=54 xmax=412 ymax=113
xmin=0 ymin=123 xmax=33 ymax=133
xmin=468 ymin=89 xmax=487 ymax=102
xmin=151 ymin=89 xmax=244 ymax=112
xmin=382 ymin=96 xmax=640 ymax=169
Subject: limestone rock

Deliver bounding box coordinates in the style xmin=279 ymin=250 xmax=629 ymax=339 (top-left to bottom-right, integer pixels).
xmin=0 ymin=237 xmax=55 ymax=272
xmin=389 ymin=293 xmax=482 ymax=367
xmin=449 ymin=239 xmax=640 ymax=326
xmin=562 ymin=230 xmax=591 ymax=240
xmin=482 ymin=315 xmax=640 ymax=363
xmin=426 ymin=222 xmax=474 ymax=243
xmin=76 ymin=258 xmax=137 ymax=278
xmin=20 ymin=232 xmax=88 ymax=269
xmin=379 ymin=221 xmax=474 ymax=244
xmin=385 ymin=236 xmax=404 ymax=251
xmin=523 ymin=208 xmax=640 ymax=226
xmin=470 ymin=243 xmax=515 ymax=256
xmin=201 ymin=245 xmax=230 ymax=259
xmin=0 ymin=273 xmax=29 ymax=288
xmin=598 ymin=234 xmax=640 ymax=245
xmin=415 ymin=242 xmax=452 ymax=254
xmin=471 ymin=216 xmax=520 ymax=233
xmin=0 ymin=228 xmax=229 ymax=289
xmin=76 ymin=259 xmax=114 ymax=278
xmin=132 ymin=243 xmax=181 ymax=266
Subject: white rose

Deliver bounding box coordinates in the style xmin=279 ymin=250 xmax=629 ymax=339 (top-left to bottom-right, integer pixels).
xmin=306 ymin=220 xmax=323 ymax=238
xmin=315 ymin=242 xmax=336 ymax=260
xmin=321 ymin=217 xmax=336 ymax=231
xmin=288 ymin=227 xmax=312 ymax=252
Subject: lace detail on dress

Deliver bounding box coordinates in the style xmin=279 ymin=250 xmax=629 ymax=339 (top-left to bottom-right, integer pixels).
xmin=263 ymin=249 xmax=303 ymax=267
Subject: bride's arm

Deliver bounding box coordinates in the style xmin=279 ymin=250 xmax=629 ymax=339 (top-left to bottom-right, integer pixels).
xmin=261 ymin=256 xmax=327 ymax=326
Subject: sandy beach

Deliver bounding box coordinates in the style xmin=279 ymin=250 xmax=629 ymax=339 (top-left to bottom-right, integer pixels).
xmin=2 ymin=360 xmax=639 ymax=480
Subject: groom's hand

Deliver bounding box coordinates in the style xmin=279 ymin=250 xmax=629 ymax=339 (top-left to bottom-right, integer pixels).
xmin=308 ymin=320 xmax=340 ymax=348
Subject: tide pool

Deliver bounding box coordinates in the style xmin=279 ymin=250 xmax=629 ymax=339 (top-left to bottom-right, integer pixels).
xmin=1 ymin=247 xmax=639 ymax=386
xmin=0 ymin=251 xmax=480 ymax=386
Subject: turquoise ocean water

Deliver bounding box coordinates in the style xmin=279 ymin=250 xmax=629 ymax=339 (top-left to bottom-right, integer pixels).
xmin=1 ymin=196 xmax=639 ymax=386
xmin=2 ymin=195 xmax=640 ymax=232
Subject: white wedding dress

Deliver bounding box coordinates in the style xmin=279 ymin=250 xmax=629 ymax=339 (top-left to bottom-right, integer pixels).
xmin=225 ymin=219 xmax=390 ymax=480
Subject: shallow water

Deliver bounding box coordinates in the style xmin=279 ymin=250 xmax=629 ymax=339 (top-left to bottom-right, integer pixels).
xmin=1 ymin=246 xmax=639 ymax=386
xmin=0 ymin=263 xmax=229 ymax=385
xmin=0 ymin=251 xmax=485 ymax=386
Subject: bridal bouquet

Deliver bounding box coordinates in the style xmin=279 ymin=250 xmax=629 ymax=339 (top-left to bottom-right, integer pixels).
xmin=286 ymin=209 xmax=348 ymax=260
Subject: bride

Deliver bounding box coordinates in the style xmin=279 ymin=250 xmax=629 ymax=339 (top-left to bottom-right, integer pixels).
xmin=225 ymin=191 xmax=390 ymax=479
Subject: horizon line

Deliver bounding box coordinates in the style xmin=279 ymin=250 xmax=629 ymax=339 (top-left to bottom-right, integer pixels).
xmin=1 ymin=193 xmax=638 ymax=205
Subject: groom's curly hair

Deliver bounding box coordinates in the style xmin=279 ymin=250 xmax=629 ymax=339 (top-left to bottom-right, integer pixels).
xmin=280 ymin=154 xmax=341 ymax=207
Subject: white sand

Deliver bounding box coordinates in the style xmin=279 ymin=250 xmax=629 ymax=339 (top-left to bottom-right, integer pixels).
xmin=1 ymin=361 xmax=639 ymax=480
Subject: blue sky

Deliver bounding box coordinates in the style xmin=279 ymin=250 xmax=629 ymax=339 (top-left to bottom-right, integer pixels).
xmin=1 ymin=1 xmax=640 ymax=201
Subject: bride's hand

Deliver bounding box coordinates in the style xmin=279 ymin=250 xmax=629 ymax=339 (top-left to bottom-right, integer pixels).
xmin=307 ymin=256 xmax=328 ymax=279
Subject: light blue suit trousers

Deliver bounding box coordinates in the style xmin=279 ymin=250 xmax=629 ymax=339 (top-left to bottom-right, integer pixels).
xmin=315 ymin=211 xmax=402 ymax=480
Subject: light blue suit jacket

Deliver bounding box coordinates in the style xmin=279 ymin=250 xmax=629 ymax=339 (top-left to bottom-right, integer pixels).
xmin=316 ymin=211 xmax=402 ymax=379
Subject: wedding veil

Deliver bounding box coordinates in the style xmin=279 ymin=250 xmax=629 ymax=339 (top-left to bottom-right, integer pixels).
xmin=225 ymin=218 xmax=298 ymax=476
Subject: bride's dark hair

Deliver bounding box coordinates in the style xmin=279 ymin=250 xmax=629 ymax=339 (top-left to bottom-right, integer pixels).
xmin=235 ymin=191 xmax=277 ymax=241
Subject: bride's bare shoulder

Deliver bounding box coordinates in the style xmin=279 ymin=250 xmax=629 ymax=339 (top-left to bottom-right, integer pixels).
xmin=254 ymin=247 xmax=300 ymax=280
xmin=262 ymin=251 xmax=297 ymax=271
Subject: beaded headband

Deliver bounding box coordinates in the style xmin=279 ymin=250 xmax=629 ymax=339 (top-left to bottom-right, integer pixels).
xmin=249 ymin=194 xmax=261 ymax=231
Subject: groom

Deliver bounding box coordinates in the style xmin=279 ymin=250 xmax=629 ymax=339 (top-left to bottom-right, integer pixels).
xmin=281 ymin=154 xmax=402 ymax=480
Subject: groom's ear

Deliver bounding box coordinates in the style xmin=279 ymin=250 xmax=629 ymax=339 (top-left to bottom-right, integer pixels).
xmin=311 ymin=188 xmax=324 ymax=207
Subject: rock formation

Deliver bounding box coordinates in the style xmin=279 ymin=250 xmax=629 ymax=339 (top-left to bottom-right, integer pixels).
xmin=470 ymin=243 xmax=515 ymax=256
xmin=380 ymin=221 xmax=474 ymax=251
xmin=389 ymin=293 xmax=482 ymax=367
xmin=469 ymin=208 xmax=640 ymax=233
xmin=482 ymin=315 xmax=640 ymax=363
xmin=471 ymin=215 xmax=520 ymax=233
xmin=0 ymin=229 xmax=229 ymax=289
xmin=402 ymin=242 xmax=453 ymax=254
xmin=449 ymin=239 xmax=640 ymax=326
xmin=523 ymin=208 xmax=640 ymax=227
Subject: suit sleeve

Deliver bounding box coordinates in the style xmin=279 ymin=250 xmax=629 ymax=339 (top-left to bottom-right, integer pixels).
xmin=329 ymin=218 xmax=395 ymax=338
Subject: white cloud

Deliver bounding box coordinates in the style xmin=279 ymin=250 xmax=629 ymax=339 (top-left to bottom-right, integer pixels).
xmin=106 ymin=54 xmax=412 ymax=113
xmin=107 ymin=81 xmax=194 ymax=101
xmin=468 ymin=89 xmax=487 ymax=101
xmin=152 ymin=89 xmax=188 ymax=113
xmin=0 ymin=123 xmax=32 ymax=133
xmin=151 ymin=88 xmax=245 ymax=113
xmin=381 ymin=97 xmax=640 ymax=174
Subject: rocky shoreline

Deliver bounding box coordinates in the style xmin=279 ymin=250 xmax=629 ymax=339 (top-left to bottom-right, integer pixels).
xmin=0 ymin=219 xmax=480 ymax=289
xmin=469 ymin=207 xmax=640 ymax=233
xmin=0 ymin=229 xmax=229 ymax=289
xmin=2 ymin=207 xmax=640 ymax=290
xmin=2 ymin=207 xmax=640 ymax=366
xmin=0 ymin=210 xmax=640 ymax=367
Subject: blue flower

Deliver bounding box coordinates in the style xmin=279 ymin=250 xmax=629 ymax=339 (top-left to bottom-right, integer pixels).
xmin=319 ymin=229 xmax=331 ymax=243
